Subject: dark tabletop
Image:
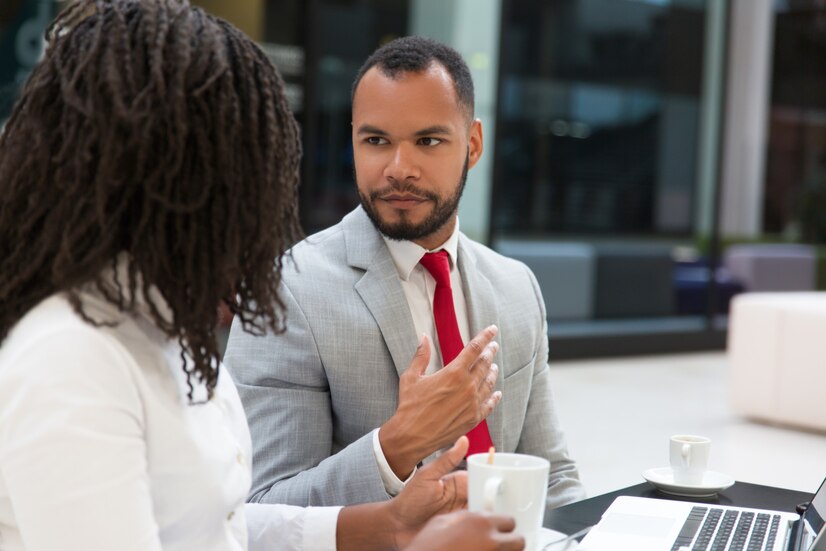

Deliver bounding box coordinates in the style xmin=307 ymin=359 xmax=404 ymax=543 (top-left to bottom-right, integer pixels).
xmin=545 ymin=481 xmax=815 ymax=535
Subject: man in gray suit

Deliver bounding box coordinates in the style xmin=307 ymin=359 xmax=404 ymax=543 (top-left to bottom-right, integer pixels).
xmin=225 ymin=36 xmax=585 ymax=509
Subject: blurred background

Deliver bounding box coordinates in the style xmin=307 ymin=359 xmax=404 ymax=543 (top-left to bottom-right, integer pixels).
xmin=3 ymin=0 xmax=825 ymax=360
xmin=4 ymin=0 xmax=826 ymax=497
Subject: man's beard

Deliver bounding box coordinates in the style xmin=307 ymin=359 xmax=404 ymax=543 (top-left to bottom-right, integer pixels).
xmin=358 ymin=154 xmax=469 ymax=242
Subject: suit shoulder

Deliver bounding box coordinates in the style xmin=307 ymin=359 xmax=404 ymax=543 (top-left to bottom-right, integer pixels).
xmin=460 ymin=236 xmax=547 ymax=332
xmin=284 ymin=222 xmax=347 ymax=269
xmin=461 ymin=237 xmax=535 ymax=281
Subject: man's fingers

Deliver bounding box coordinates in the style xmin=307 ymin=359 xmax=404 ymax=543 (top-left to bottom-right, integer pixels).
xmin=477 ymin=361 xmax=499 ymax=393
xmin=469 ymin=342 xmax=498 ymax=389
xmin=448 ymin=325 xmax=498 ymax=372
xmin=440 ymin=471 xmax=468 ymax=509
xmin=480 ymin=391 xmax=502 ymax=418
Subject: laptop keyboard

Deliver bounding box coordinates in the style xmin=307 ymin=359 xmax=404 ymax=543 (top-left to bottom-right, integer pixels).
xmin=671 ymin=506 xmax=783 ymax=551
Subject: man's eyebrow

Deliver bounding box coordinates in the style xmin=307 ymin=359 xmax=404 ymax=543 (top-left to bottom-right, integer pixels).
xmin=355 ymin=125 xmax=388 ymax=136
xmin=414 ymin=125 xmax=452 ymax=136
xmin=354 ymin=124 xmax=454 ymax=136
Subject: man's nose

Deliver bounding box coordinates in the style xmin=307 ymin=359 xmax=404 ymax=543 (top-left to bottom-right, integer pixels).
xmin=383 ymin=143 xmax=421 ymax=182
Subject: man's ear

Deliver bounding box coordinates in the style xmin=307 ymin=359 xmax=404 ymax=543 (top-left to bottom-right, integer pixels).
xmin=468 ymin=118 xmax=483 ymax=169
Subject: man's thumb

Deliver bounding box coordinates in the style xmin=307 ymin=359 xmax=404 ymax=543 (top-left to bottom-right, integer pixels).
xmin=406 ymin=334 xmax=431 ymax=377
xmin=423 ymin=436 xmax=470 ymax=478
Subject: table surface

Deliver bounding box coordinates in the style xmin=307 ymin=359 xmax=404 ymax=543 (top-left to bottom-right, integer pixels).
xmin=545 ymin=481 xmax=815 ymax=535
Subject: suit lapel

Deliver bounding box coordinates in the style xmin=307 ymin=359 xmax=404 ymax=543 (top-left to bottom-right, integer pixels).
xmin=457 ymin=237 xmax=504 ymax=450
xmin=342 ymin=209 xmax=505 ymax=446
xmin=344 ymin=208 xmax=418 ymax=379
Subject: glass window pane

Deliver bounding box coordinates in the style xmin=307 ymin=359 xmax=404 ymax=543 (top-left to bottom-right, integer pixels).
xmin=764 ymin=2 xmax=826 ymax=241
xmin=493 ymin=0 xmax=707 ymax=236
xmin=491 ymin=0 xmax=724 ymax=349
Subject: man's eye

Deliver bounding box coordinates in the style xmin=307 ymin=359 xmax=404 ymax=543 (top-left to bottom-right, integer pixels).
xmin=418 ymin=137 xmax=442 ymax=147
xmin=366 ymin=137 xmax=388 ymax=145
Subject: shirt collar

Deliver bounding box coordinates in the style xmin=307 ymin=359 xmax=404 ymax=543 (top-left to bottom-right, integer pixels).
xmin=382 ymin=219 xmax=461 ymax=281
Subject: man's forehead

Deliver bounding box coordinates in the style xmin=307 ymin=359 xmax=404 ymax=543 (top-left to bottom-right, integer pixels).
xmin=358 ymin=62 xmax=454 ymax=91
xmin=353 ymin=62 xmax=460 ymax=110
xmin=353 ymin=64 xmax=468 ymax=130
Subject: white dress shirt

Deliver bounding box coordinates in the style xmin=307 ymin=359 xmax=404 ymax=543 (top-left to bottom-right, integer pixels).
xmin=371 ymin=220 xmax=472 ymax=495
xmin=0 ymin=289 xmax=340 ymax=551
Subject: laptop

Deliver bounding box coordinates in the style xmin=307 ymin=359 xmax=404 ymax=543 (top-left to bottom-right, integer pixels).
xmin=576 ymin=475 xmax=826 ymax=551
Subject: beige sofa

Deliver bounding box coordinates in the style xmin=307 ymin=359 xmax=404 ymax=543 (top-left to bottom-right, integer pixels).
xmin=728 ymin=292 xmax=826 ymax=432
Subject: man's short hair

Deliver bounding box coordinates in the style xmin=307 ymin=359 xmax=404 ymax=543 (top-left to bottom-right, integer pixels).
xmin=351 ymin=36 xmax=475 ymax=119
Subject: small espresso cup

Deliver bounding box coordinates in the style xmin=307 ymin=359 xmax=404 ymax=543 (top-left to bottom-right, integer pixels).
xmin=669 ymin=434 xmax=711 ymax=485
xmin=468 ymin=452 xmax=550 ymax=551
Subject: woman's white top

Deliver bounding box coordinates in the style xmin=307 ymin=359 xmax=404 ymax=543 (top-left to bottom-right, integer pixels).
xmin=0 ymin=291 xmax=341 ymax=551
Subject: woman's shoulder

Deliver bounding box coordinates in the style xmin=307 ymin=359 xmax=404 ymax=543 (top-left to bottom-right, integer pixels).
xmin=0 ymin=293 xmax=139 ymax=386
xmin=3 ymin=293 xmax=115 ymax=350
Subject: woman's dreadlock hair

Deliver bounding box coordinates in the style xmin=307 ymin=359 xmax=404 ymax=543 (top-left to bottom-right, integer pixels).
xmin=0 ymin=0 xmax=302 ymax=401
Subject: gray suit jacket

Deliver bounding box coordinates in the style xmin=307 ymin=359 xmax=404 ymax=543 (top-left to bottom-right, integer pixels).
xmin=224 ymin=206 xmax=586 ymax=508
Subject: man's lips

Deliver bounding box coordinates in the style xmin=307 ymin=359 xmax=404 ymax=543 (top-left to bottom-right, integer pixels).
xmin=379 ymin=193 xmax=428 ymax=209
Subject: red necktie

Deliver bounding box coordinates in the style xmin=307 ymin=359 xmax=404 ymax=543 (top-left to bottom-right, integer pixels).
xmin=419 ymin=250 xmax=494 ymax=457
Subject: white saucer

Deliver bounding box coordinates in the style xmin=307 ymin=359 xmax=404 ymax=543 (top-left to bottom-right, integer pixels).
xmin=537 ymin=526 xmax=577 ymax=550
xmin=642 ymin=467 xmax=735 ymax=498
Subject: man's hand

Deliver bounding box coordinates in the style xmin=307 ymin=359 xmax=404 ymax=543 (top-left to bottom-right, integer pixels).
xmin=335 ymin=436 xmax=519 ymax=551
xmin=387 ymin=436 xmax=469 ymax=549
xmin=380 ymin=325 xmax=502 ymax=479
xmin=405 ymin=511 xmax=525 ymax=551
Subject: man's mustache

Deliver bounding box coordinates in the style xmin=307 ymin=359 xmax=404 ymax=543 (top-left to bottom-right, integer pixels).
xmin=370 ymin=180 xmax=439 ymax=202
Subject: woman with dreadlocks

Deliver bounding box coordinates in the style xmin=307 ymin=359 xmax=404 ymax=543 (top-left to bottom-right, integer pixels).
xmin=0 ymin=1 xmax=524 ymax=550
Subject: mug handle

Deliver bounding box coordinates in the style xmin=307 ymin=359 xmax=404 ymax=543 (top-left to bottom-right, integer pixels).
xmin=483 ymin=477 xmax=504 ymax=513
xmin=681 ymin=443 xmax=691 ymax=468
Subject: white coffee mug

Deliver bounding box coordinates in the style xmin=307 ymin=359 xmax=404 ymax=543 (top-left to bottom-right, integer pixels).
xmin=468 ymin=452 xmax=550 ymax=551
xmin=669 ymin=434 xmax=711 ymax=485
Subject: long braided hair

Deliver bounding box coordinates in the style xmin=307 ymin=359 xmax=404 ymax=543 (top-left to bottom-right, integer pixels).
xmin=0 ymin=0 xmax=302 ymax=401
